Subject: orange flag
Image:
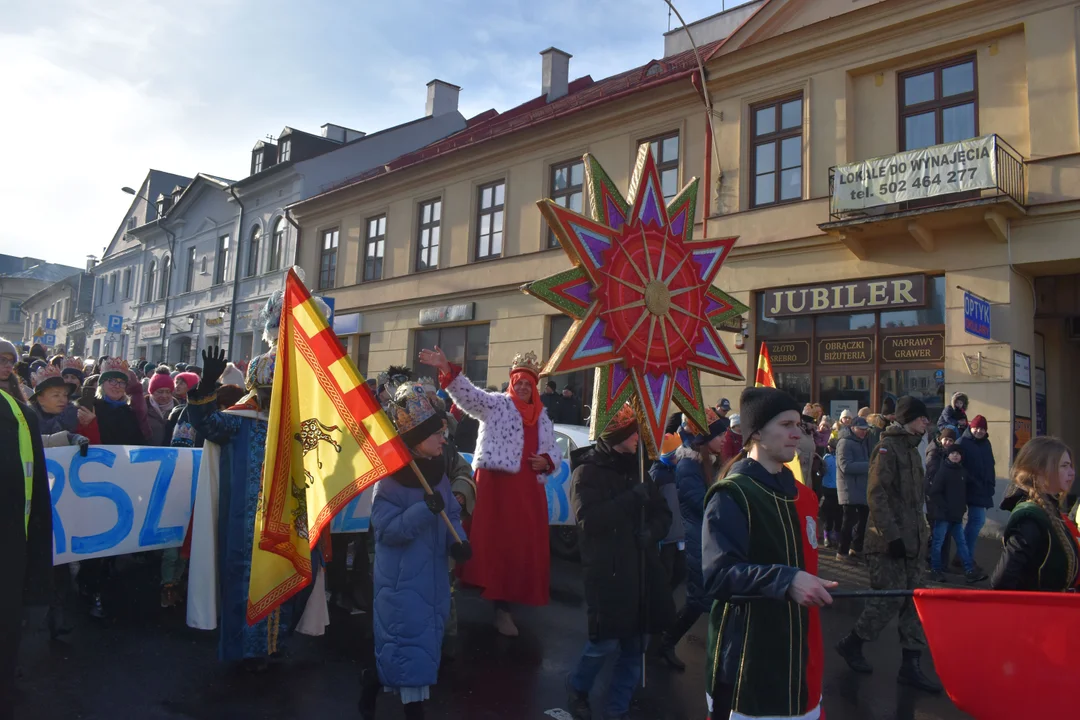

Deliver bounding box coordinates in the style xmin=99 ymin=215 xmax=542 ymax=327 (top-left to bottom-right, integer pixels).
xmin=755 ymin=342 xmax=805 ymax=485
xmin=248 ymin=269 xmax=412 ymax=625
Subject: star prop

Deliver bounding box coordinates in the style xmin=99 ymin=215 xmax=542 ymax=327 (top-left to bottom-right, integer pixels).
xmin=523 ymin=146 xmax=748 ymax=458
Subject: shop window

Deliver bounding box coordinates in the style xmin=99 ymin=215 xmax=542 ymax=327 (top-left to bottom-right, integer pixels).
xmin=548 ymin=159 xmax=584 ymax=248
xmin=756 ymin=303 xmax=812 ymax=338
xmin=880 ymin=276 xmax=945 ymax=328
xmin=816 ymin=313 xmax=876 ymax=333
xmin=880 ymin=369 xmax=945 ymax=422
xmin=547 ymin=314 xmax=590 ymax=424
xmin=750 ymin=94 xmax=803 ymax=207
xmin=414 ymin=323 xmax=489 ymax=387
xmin=353 ymin=334 xmax=370 ymax=378
xmin=775 ymin=372 xmax=812 ymax=407
xmin=899 ymin=56 xmax=977 ymax=151
xmin=641 ymin=132 xmax=680 ymax=201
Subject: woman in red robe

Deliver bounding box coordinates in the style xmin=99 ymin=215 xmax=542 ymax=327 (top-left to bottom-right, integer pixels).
xmin=420 ymin=347 xmax=562 ymax=636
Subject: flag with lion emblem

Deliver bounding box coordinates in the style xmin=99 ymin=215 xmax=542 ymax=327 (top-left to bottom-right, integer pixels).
xmin=248 ymin=268 xmax=412 ymax=625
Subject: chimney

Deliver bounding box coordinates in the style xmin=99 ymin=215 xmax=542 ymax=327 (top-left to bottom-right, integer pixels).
xmin=540 ymin=47 xmax=572 ymax=102
xmin=86 ymin=255 xmax=98 ymax=273
xmin=426 ymin=80 xmax=461 ymax=117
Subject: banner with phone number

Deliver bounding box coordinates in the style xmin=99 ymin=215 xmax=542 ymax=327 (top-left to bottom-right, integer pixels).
xmin=46 ymin=446 xmax=576 ymax=564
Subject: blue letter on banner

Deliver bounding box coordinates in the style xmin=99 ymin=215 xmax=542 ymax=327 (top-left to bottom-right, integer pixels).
xmin=131 ymin=448 xmax=186 ymax=547
xmin=69 ymin=448 xmax=134 ymax=555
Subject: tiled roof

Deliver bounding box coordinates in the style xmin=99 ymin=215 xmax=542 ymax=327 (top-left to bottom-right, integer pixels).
xmin=306 ymin=39 xmax=726 ymax=204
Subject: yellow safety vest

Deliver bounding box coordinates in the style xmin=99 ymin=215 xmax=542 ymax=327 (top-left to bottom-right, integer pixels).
xmin=0 ymin=389 xmax=34 ymax=537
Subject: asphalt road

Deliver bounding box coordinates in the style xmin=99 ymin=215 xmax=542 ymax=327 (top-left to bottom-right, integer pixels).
xmin=13 ymin=550 xmax=979 ymax=720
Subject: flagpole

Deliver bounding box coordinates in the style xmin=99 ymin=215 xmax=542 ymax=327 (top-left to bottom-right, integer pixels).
xmin=730 ymin=589 xmax=915 ymax=602
xmin=408 ymin=459 xmax=463 ymax=543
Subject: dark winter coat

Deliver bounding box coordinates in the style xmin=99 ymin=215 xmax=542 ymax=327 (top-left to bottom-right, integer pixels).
xmin=928 ymin=459 xmax=968 ymax=524
xmin=864 ymin=424 xmax=930 ymax=558
xmin=701 ymin=458 xmax=801 ymax=686
xmin=31 ymin=402 xmax=77 ymax=436
xmin=649 ymin=458 xmax=684 ymax=545
xmin=924 ymin=438 xmax=951 ymax=494
xmin=145 ymin=396 xmax=177 ymax=446
xmin=956 ymin=429 xmax=996 ymax=508
xmin=571 ymin=440 xmax=674 ymax=641
xmin=93 ymin=397 xmax=147 ymax=445
xmin=937 ymin=393 xmax=968 ymax=431
xmin=371 ymin=456 xmax=467 ymax=689
xmin=674 ymin=446 xmax=713 ymax=613
xmin=991 ymin=490 xmax=1080 ymax=592
xmin=836 ymin=426 xmax=870 ymax=506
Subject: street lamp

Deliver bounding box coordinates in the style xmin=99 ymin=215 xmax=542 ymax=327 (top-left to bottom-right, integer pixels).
xmin=218 ymin=306 xmax=228 ymax=321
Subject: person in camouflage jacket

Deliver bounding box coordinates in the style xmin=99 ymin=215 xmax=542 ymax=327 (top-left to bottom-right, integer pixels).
xmin=836 ymin=396 xmax=942 ymax=695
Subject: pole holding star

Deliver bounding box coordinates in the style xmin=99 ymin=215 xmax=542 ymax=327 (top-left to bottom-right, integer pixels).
xmin=522 ymin=145 xmax=748 ymax=458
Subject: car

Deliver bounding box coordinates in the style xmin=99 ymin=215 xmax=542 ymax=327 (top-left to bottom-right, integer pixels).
xmin=549 ymin=423 xmax=592 ymax=559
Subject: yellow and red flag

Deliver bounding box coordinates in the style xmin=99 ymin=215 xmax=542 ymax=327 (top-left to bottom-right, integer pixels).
xmin=248 ymin=269 xmax=412 ymax=625
xmin=755 ymin=342 xmax=805 ymax=485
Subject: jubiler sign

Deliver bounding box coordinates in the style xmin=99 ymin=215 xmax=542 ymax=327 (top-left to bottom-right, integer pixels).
xmin=764 ymin=275 xmax=925 ymax=317
xmin=832 ymin=135 xmax=998 ymax=212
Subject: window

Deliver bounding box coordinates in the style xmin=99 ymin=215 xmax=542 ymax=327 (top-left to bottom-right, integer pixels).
xmin=548 ymin=160 xmax=584 ymax=248
xmin=319 ymin=228 xmax=339 ymax=290
xmin=160 ymin=255 xmax=171 ymax=299
xmin=279 ymin=139 xmax=292 ymax=163
xmin=269 ymin=217 xmax=285 ymax=272
xmin=145 ymin=260 xmax=157 ymax=302
xmin=750 ymin=94 xmax=803 ymax=207
xmin=364 ymin=215 xmax=386 ymax=281
xmin=246 ymin=225 xmax=261 ymax=278
xmin=642 ymin=132 xmax=680 ymax=201
xmin=414 ymin=324 xmax=489 ymax=387
xmin=353 ymin=335 xmax=371 ymax=378
xmin=122 ymin=268 xmax=132 ymax=299
xmin=215 ymin=235 xmax=230 ymax=285
xmin=253 ymin=151 xmax=263 ymax=175
xmin=475 ymin=180 xmax=505 ymax=260
xmin=184 ymin=247 xmax=196 ymax=292
xmin=109 ymin=273 xmax=117 ymax=303
xmin=547 ymin=315 xmax=591 ymax=420
xmin=8 ymin=301 xmax=21 ymax=324
xmin=94 ymin=278 xmax=103 ymax=307
xmin=127 ymin=216 xmax=136 ymax=230
xmin=900 ymin=56 xmax=977 ymax=151
xmin=416 ymin=199 xmax=441 ymax=271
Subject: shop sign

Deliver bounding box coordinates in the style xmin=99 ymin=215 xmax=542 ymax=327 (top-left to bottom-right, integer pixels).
xmin=1013 ymin=416 xmax=1032 ymax=460
xmin=764 ymin=275 xmax=925 ymax=317
xmin=963 ymin=292 xmax=991 ymax=340
xmin=138 ymin=324 xmax=162 ymax=341
xmin=765 ymin=340 xmax=810 ymax=366
xmin=1013 ymin=351 xmax=1031 ymax=387
xmin=206 ymin=317 xmax=223 ymax=326
xmin=333 ymin=312 xmax=361 ymax=336
xmin=881 ymin=332 xmax=945 ymax=363
xmin=419 ymin=302 xmax=475 ymax=326
xmin=817 ymin=336 xmax=873 ymax=365
xmin=832 ymin=135 xmax=998 ymax=212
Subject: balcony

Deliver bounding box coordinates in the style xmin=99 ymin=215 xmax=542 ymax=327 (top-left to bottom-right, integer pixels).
xmin=819 ymin=135 xmax=1025 ymax=258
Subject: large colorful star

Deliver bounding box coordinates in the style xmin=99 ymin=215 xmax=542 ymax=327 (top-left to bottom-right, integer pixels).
xmin=524 ymin=146 xmax=748 ymax=457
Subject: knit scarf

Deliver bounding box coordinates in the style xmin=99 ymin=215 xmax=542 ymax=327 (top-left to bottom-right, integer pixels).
xmin=150 ymin=397 xmax=176 ymax=419
xmin=507 ymin=369 xmax=541 ymax=427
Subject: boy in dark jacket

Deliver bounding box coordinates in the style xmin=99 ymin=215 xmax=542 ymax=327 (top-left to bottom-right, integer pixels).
xmin=928 ymin=445 xmax=986 ymax=583
xmin=567 ymin=404 xmax=672 ymax=720
xmin=936 ymin=392 xmax=968 ymax=432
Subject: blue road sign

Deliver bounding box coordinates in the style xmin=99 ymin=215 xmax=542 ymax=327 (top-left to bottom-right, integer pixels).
xmin=107 ymin=315 xmax=123 ymax=333
xmin=45 ymin=318 xmax=59 ymax=331
xmin=963 ymin=292 xmax=991 ymax=340
xmin=322 ymin=296 xmax=335 ymax=325
xmin=43 ymin=334 xmax=56 ymax=345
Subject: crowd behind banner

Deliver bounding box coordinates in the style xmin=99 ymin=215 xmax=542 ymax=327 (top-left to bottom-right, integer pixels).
xmin=2 ymin=335 xmax=1078 ymax=720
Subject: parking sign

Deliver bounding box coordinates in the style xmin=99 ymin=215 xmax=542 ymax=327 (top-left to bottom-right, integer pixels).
xmin=108 ymin=315 xmax=123 ymax=333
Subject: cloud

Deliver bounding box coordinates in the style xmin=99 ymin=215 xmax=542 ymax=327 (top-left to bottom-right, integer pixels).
xmin=1 ymin=0 xmax=751 ymax=266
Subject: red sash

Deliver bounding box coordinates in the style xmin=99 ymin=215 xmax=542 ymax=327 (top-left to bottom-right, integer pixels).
xmin=794 ymin=483 xmax=823 ymax=715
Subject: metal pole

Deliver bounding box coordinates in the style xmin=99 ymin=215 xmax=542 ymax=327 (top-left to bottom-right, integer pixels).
xmin=638 ymin=437 xmax=648 ymax=687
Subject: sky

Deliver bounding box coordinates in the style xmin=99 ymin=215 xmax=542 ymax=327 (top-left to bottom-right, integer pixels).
xmin=0 ymin=0 xmax=753 ymax=267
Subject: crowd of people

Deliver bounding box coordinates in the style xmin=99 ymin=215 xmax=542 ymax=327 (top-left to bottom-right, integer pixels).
xmin=3 ymin=326 xmax=1079 ymax=720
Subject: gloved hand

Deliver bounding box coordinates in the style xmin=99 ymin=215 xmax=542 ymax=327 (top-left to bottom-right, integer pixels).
xmin=888 ymin=538 xmax=907 ymax=559
xmin=424 ymin=492 xmax=445 ymax=515
xmin=450 ymin=541 xmax=472 ymax=563
xmin=199 ymin=347 xmax=228 ymax=390
xmin=68 ymin=433 xmax=90 ymax=456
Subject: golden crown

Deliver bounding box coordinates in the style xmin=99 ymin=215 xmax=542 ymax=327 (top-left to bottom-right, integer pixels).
xmin=510 ymin=350 xmax=542 ymax=376
xmin=102 ymin=357 xmax=130 ymax=373
xmin=62 ymin=357 xmax=83 ymax=371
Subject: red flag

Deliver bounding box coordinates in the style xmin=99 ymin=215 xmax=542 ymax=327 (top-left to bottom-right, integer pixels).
xmin=914 ymin=588 xmax=1080 ymax=719
xmin=755 ymin=341 xmax=776 ymax=388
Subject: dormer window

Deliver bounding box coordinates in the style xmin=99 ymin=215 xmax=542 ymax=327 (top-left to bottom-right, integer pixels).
xmin=279 ymin=140 xmax=292 ymax=163
xmin=253 ymin=151 xmax=264 ymax=174
xmin=156 ymin=194 xmax=168 ymax=217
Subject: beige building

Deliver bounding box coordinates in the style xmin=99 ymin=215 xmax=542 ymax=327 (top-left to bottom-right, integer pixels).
xmin=292 ymin=0 xmax=1080 ymax=527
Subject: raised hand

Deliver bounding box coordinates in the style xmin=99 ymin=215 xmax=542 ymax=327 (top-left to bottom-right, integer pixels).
xmin=200 ymin=347 xmax=228 ymax=388
xmin=418 ymin=347 xmax=451 ymax=374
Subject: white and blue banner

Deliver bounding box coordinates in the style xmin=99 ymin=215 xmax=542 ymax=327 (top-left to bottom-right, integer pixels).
xmin=46 ymin=446 xmax=577 ymax=563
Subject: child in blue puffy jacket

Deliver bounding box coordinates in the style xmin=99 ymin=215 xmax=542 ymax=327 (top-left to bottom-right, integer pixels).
xmin=360 ymin=385 xmax=470 ymax=720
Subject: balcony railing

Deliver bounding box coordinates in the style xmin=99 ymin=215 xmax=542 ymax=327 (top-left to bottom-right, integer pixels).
xmin=826 ymin=134 xmax=1025 ymax=223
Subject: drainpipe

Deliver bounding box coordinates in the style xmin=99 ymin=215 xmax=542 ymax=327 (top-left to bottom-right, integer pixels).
xmin=226 ymin=186 xmax=246 ymax=357
xmin=160 ymin=222 xmax=178 ymax=363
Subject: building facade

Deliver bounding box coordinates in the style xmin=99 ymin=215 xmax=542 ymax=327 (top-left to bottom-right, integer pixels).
xmin=0 ymin=256 xmax=82 ymax=349
xmin=19 ymin=272 xmax=90 ymax=354
xmin=291 ymin=0 xmax=1080 ymax=533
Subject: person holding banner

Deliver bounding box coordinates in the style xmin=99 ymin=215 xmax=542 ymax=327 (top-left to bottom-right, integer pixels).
xmin=420 ymin=346 xmax=561 ymax=638
xmin=360 ymin=383 xmax=470 ymax=720
xmin=991 ymin=436 xmax=1078 ymax=591
xmin=0 ymin=349 xmax=52 ymax=720
xmin=702 ymin=386 xmax=835 ymax=720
